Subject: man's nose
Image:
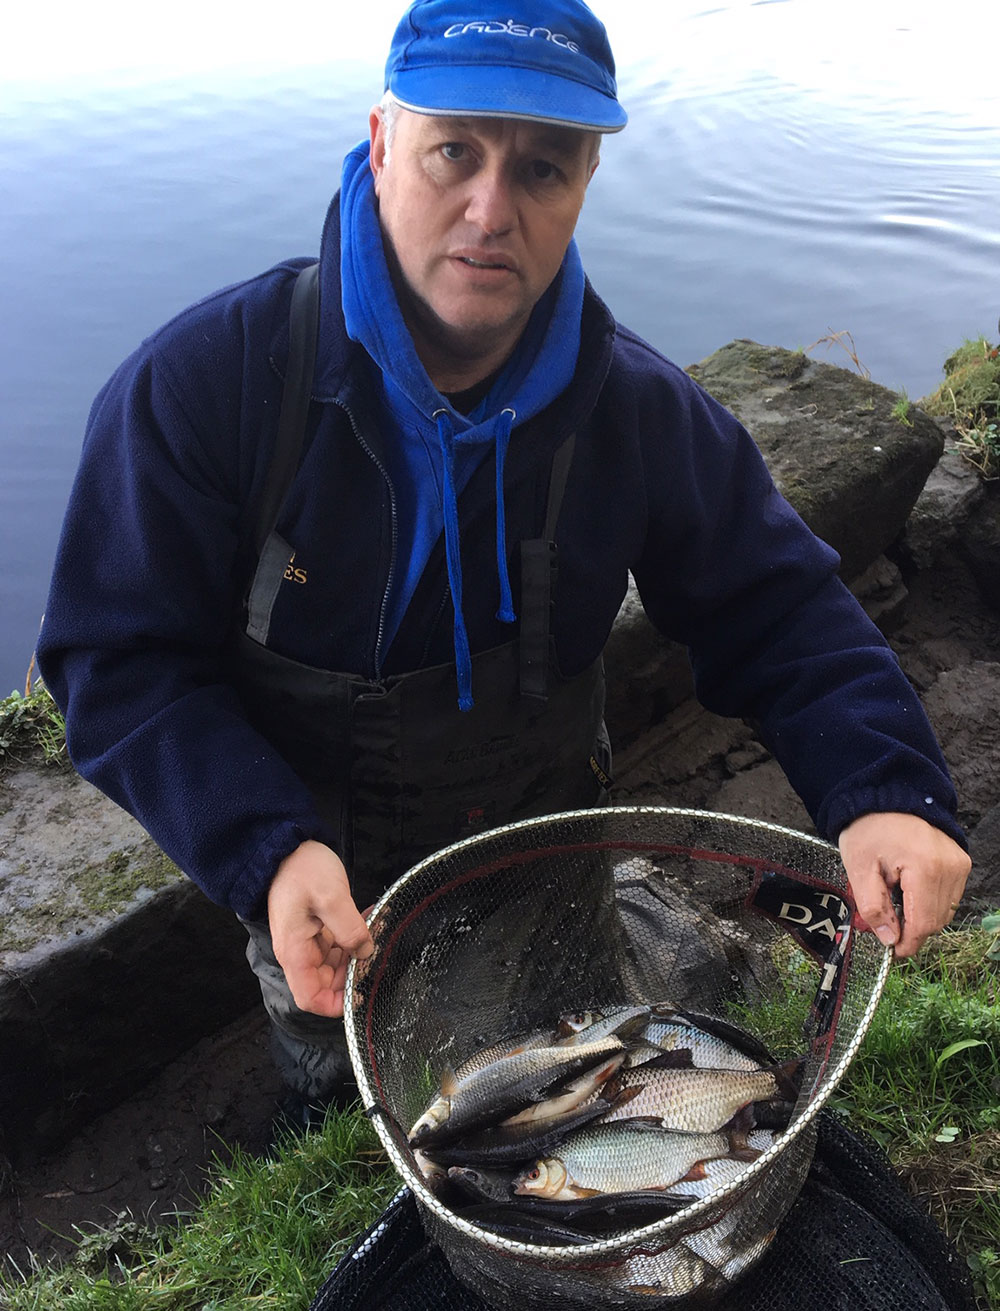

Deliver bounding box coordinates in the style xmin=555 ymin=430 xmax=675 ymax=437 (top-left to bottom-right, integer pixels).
xmin=465 ymin=166 xmax=516 ymax=235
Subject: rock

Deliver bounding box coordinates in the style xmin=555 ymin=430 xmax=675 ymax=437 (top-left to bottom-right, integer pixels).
xmin=849 ymin=555 xmax=908 ymax=631
xmin=603 ymin=577 xmax=693 ymax=748
xmin=920 ymin=662 xmax=1000 ymax=829
xmin=0 ymin=765 xmax=258 ymax=1158
xmin=967 ymin=803 xmax=1000 ymax=908
xmin=902 ymin=443 xmax=986 ymax=570
xmin=959 ymin=483 xmax=1000 ymax=614
xmin=687 ymin=340 xmax=943 ymax=580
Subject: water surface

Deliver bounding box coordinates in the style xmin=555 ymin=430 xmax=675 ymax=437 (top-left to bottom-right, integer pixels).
xmin=2 ymin=0 xmax=998 ymax=694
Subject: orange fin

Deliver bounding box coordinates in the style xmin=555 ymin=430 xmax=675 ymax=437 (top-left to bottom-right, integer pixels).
xmin=680 ymin=1161 xmax=708 ymax=1181
xmin=439 ymin=1065 xmax=458 ymax=1097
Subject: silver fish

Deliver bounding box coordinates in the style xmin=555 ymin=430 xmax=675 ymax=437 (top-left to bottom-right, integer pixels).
xmin=631 ymin=1020 xmax=760 ymax=1072
xmin=641 ymin=1004 xmax=776 ymax=1070
xmin=408 ymin=1035 xmax=626 ymax=1148
xmin=555 ymin=1004 xmax=651 ymax=1046
xmin=416 ymin=1087 xmax=629 ymax=1169
xmin=513 ymin=1121 xmax=739 ymax=1199
xmin=598 ymin=1060 xmax=798 ymax=1134
xmin=501 ymin=1052 xmax=626 ymax=1125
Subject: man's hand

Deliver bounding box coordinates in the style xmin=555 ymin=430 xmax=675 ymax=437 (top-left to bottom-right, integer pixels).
xmin=838 ymin=812 xmax=971 ymax=958
xmin=267 ymin=840 xmax=375 ymax=1018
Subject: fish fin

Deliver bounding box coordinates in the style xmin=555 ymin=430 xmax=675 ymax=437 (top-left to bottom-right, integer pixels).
xmin=600 ymin=1072 xmax=623 ymax=1101
xmin=679 ymin=1161 xmax=709 ymax=1181
xmin=439 ymin=1065 xmax=458 ymax=1097
xmin=726 ymin=1104 xmax=756 ymax=1138
xmin=626 ymin=1115 xmax=670 ymax=1129
xmin=772 ymin=1056 xmax=805 ymax=1101
xmin=591 ymin=1056 xmax=627 ymax=1087
xmin=633 ymin=1048 xmax=695 ymax=1070
xmin=725 ymin=1118 xmax=763 ymax=1162
xmin=728 ymin=1146 xmax=763 ymax=1163
xmin=611 ymin=1010 xmax=652 ymax=1040
xmin=750 ymin=1098 xmax=795 ymax=1130
xmin=609 ymin=1085 xmax=645 ymax=1111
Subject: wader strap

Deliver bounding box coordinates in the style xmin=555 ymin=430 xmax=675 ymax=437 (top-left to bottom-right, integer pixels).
xmin=519 ymin=432 xmax=577 ymax=702
xmin=245 ymin=262 xmax=320 ymax=643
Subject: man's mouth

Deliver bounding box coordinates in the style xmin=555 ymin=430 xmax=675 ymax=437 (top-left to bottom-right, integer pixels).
xmin=458 ymin=256 xmax=510 ymax=271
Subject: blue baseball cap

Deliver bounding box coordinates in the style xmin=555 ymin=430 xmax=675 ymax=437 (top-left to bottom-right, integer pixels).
xmin=385 ymin=0 xmax=627 ymax=134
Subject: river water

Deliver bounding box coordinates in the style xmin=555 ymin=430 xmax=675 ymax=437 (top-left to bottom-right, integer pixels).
xmin=2 ymin=0 xmax=998 ymax=696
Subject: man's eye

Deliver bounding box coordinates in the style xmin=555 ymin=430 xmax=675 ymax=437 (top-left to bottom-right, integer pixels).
xmin=529 ymin=160 xmax=560 ymax=182
xmin=441 ymin=142 xmax=467 ymax=161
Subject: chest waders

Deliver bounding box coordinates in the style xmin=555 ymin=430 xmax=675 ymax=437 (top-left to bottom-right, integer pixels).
xmin=233 ymin=264 xmax=611 ymax=1100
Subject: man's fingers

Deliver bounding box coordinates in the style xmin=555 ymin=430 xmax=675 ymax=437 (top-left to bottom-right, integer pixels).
xmin=312 ymin=890 xmax=375 ymax=961
xmin=267 ymin=840 xmax=378 ymax=1017
xmin=847 ymin=858 xmax=900 ymax=948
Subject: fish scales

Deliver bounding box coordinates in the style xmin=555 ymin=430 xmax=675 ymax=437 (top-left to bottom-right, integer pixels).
xmin=514 ymin=1122 xmax=734 ymax=1199
xmin=634 ymin=1020 xmax=763 ymax=1072
xmin=601 ymin=1064 xmax=784 ymax=1133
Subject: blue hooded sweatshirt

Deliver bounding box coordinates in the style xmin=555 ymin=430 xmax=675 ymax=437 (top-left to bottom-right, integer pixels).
xmin=339 ymin=141 xmax=585 ymax=708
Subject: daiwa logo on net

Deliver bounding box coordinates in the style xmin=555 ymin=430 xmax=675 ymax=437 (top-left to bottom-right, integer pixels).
xmin=444 ymin=19 xmax=580 ymax=52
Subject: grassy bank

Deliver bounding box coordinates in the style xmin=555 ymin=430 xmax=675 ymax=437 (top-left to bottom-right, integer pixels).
xmin=2 ymin=918 xmax=998 ymax=1310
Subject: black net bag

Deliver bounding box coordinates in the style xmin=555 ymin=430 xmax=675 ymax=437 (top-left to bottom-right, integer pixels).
xmin=343 ymin=807 xmax=894 ymax=1309
xmin=308 ymin=1113 xmax=977 ymax=1311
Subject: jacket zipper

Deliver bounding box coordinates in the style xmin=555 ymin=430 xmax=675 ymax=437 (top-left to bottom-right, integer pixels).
xmin=333 ymin=398 xmax=397 ymax=683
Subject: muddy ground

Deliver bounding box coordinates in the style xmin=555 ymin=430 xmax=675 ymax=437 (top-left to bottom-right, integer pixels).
xmin=2 ymin=542 xmax=998 ymax=1277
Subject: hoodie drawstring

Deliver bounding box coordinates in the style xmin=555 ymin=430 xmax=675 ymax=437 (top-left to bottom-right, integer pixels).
xmin=435 ymin=405 xmax=520 ymax=712
xmin=434 ymin=409 xmax=474 ymax=712
xmin=495 ymin=407 xmax=516 ymax=625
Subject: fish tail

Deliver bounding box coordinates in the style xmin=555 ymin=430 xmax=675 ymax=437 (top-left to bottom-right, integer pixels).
xmin=723 ymin=1104 xmax=764 ymax=1160
xmin=772 ymin=1056 xmax=804 ymax=1102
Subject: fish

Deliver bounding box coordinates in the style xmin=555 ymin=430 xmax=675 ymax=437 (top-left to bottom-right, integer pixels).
xmin=598 ymin=1058 xmax=801 ymax=1134
xmin=415 ymin=1084 xmax=635 ymax=1169
xmin=555 ymin=1004 xmax=652 ymax=1046
xmin=447 ymin=1164 xmax=698 ymax=1230
xmin=501 ymin=1053 xmax=628 ymax=1125
xmin=456 ymin=1203 xmax=596 ymax=1246
xmin=597 ymin=1244 xmax=713 ymax=1298
xmin=639 ymin=1004 xmax=777 ymax=1070
xmin=408 ymin=1035 xmax=627 ymax=1148
xmin=512 ymin=1121 xmax=748 ymax=1200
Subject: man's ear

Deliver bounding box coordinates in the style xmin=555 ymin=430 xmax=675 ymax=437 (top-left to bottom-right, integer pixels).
xmin=369 ymin=106 xmax=386 ymax=194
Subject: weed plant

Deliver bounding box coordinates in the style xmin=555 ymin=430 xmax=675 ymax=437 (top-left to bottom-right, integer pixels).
xmin=919 ymin=334 xmax=1000 ymax=479
xmin=1 ymin=922 xmax=997 ymax=1309
xmin=0 ymin=681 xmax=68 ymax=774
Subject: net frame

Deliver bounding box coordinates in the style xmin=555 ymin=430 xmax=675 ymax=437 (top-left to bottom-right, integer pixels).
xmin=345 ymin=806 xmax=891 ymax=1304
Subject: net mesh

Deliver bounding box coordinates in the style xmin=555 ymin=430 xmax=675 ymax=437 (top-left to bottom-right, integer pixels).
xmin=345 ymin=807 xmax=891 ymax=1309
xmin=309 ymin=1114 xmax=977 ymax=1311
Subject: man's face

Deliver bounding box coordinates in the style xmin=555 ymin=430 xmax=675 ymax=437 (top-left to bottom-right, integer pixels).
xmin=369 ymin=107 xmax=598 ymax=388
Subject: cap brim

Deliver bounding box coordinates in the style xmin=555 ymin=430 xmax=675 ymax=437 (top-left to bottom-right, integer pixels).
xmin=389 ymin=65 xmax=627 ymax=133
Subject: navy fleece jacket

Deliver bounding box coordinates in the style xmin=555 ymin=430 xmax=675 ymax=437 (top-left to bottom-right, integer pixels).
xmin=37 ymin=193 xmax=966 ymax=919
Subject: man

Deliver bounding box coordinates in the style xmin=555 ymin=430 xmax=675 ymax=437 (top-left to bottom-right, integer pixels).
xmin=37 ymin=0 xmax=969 ymax=1121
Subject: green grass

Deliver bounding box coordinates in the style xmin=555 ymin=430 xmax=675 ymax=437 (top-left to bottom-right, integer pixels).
xmin=2 ymin=921 xmax=998 ymax=1309
xmin=734 ymin=915 xmax=1000 ymax=1310
xmin=0 ymin=1112 xmax=397 ymax=1310
xmin=0 ymin=682 xmax=68 ymax=774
